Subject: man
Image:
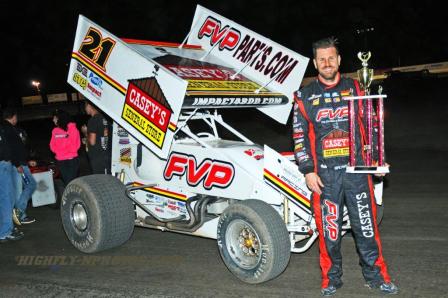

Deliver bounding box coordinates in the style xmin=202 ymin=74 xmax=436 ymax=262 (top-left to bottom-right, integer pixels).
xmin=293 ymin=37 xmax=398 ymax=296
xmin=83 ymin=101 xmax=111 ymax=174
xmin=3 ymin=108 xmax=36 ymax=225
xmin=0 ymin=112 xmax=24 ymax=242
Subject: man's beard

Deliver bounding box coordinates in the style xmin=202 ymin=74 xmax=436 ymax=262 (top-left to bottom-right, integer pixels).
xmin=318 ymin=68 xmax=338 ymax=81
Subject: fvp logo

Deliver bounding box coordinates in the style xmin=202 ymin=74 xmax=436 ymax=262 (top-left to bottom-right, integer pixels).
xmin=198 ymin=16 xmax=241 ymax=51
xmin=324 ymin=200 xmax=339 ymax=241
xmin=164 ymin=152 xmax=235 ymax=189
xmin=316 ymin=107 xmax=348 ymax=122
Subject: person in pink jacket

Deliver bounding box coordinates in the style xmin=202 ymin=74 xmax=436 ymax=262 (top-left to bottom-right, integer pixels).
xmin=49 ymin=110 xmax=81 ymax=185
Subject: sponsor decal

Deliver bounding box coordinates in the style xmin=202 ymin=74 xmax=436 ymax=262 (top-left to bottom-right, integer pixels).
xmin=307 ymin=94 xmax=322 ymax=101
xmin=87 ymin=81 xmax=102 ymax=98
xmin=76 ymin=62 xmax=88 ymax=77
xmin=121 ymin=77 xmax=173 ymax=148
xmin=166 ymin=65 xmax=243 ymax=81
xmin=164 ymin=152 xmax=235 ymax=190
xmin=71 ymin=52 xmax=127 ymax=95
xmin=324 ymin=200 xmax=339 ymax=241
xmin=133 ymin=182 xmax=187 ymax=201
xmin=263 ymin=169 xmax=311 ymax=212
xmin=294 ymin=143 xmax=303 ymax=151
xmin=293 ymin=132 xmax=304 ymax=139
xmin=197 ymin=16 xmax=298 ymax=84
xmin=324 ymin=93 xmax=331 ymax=98
xmin=187 ymin=96 xmax=286 ymax=107
xmin=154 ymin=207 xmax=164 ymax=213
xmin=312 ymin=98 xmax=319 ymax=106
xmin=198 ymin=16 xmax=241 ymax=51
xmin=187 ymin=80 xmax=262 ymax=92
xmin=89 ymin=72 xmax=103 ymax=89
xmin=117 ymin=126 xmax=129 ymax=137
xmin=340 ymin=90 xmax=351 ymax=97
xmin=356 ymin=192 xmax=374 ymax=238
xmin=316 ymin=107 xmax=348 ymax=122
xmin=72 ymin=72 xmax=87 ymax=90
xmin=331 ymin=92 xmax=339 ymax=97
xmin=119 ymin=138 xmax=130 ymax=145
xmin=322 ymin=129 xmax=349 ymax=158
xmin=244 ymin=148 xmax=264 ymax=160
xmin=324 ymin=98 xmax=332 ymax=103
xmin=144 ymin=194 xmax=166 ymax=207
xmin=119 ymin=147 xmax=131 ymax=164
xmin=333 ymin=97 xmax=340 ymax=103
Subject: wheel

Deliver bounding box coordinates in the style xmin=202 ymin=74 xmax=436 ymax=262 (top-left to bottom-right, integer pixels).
xmin=61 ymin=174 xmax=135 ymax=253
xmin=217 ymin=199 xmax=290 ymax=284
xmin=49 ymin=179 xmax=65 ymax=209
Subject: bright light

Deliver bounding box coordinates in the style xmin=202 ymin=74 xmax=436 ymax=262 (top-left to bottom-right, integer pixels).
xmin=31 ymin=80 xmax=41 ymax=93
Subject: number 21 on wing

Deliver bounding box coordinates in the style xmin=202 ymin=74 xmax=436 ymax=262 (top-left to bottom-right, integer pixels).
xmin=79 ymin=27 xmax=116 ymax=71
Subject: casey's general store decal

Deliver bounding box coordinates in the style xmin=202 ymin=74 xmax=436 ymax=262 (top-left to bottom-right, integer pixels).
xmin=322 ymin=130 xmax=349 ymax=158
xmin=121 ymin=77 xmax=173 ymax=148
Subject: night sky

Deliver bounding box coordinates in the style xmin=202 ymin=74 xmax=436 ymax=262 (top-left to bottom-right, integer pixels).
xmin=1 ymin=0 xmax=446 ymax=106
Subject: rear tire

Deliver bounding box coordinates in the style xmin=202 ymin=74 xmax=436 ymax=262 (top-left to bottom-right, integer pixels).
xmin=217 ymin=199 xmax=290 ymax=284
xmin=61 ymin=175 xmax=134 ymax=253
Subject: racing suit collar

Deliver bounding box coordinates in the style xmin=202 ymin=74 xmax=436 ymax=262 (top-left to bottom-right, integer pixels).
xmin=317 ymin=72 xmax=341 ymax=90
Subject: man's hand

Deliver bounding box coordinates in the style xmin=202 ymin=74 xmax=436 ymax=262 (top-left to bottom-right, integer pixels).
xmin=374 ymin=162 xmax=390 ymax=177
xmin=305 ymin=172 xmax=324 ymax=195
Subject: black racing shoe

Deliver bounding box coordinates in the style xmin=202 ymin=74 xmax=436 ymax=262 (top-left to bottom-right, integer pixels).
xmin=0 ymin=229 xmax=24 ymax=243
xmin=321 ymin=281 xmax=343 ymax=296
xmin=20 ymin=216 xmax=36 ymax=224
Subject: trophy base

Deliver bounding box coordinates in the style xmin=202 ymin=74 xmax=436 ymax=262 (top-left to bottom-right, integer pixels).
xmin=346 ymin=166 xmax=390 ymax=174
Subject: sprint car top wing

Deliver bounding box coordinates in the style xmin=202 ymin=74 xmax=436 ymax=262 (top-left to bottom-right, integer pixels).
xmin=186 ymin=5 xmax=309 ymax=123
xmin=67 ymin=6 xmax=308 ymax=159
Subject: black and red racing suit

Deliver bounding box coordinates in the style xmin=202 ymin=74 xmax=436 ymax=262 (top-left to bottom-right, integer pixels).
xmin=292 ymin=73 xmax=391 ymax=288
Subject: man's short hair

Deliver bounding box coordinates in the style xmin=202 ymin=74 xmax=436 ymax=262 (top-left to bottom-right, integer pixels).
xmin=312 ymin=37 xmax=339 ymax=58
xmin=2 ymin=107 xmax=17 ymax=120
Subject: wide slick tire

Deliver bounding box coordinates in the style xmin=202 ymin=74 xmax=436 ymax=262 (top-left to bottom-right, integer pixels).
xmin=217 ymin=199 xmax=290 ymax=284
xmin=61 ymin=175 xmax=134 ymax=253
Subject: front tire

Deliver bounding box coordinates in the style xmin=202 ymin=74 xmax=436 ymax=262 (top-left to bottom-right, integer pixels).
xmin=217 ymin=199 xmax=290 ymax=284
xmin=61 ymin=175 xmax=134 ymax=253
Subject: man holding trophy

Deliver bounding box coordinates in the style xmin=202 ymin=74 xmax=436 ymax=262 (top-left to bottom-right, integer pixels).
xmin=292 ymin=37 xmax=398 ymax=296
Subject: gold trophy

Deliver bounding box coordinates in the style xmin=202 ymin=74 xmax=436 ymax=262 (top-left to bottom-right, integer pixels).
xmin=344 ymin=52 xmax=389 ymax=174
xmin=357 ymin=52 xmax=374 ymax=95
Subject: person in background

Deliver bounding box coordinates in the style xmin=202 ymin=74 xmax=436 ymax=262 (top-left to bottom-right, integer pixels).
xmin=3 ymin=108 xmax=37 ymax=225
xmin=0 ymin=115 xmax=24 ymax=242
xmin=82 ymin=101 xmax=111 ymax=174
xmin=49 ymin=109 xmax=81 ymax=185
